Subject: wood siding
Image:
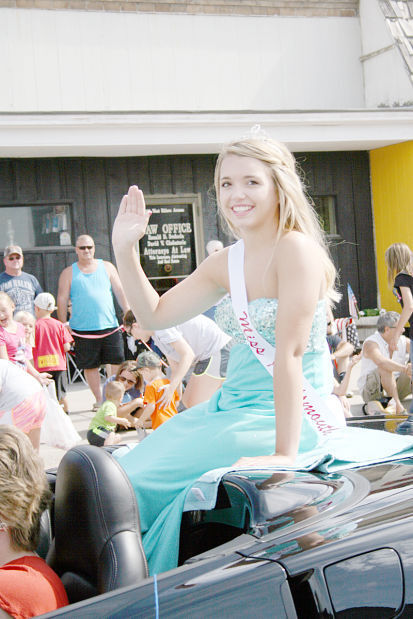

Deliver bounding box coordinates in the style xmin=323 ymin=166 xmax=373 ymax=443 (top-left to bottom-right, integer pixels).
xmin=0 ymin=151 xmax=375 ymax=317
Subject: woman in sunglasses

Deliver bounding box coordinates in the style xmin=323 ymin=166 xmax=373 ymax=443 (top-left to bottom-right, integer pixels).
xmin=102 ymin=361 xmax=144 ymax=425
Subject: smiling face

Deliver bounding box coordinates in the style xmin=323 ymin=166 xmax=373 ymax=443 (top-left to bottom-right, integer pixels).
xmin=218 ymin=155 xmax=279 ymax=236
xmin=117 ymin=370 xmax=137 ymax=392
xmin=0 ymin=294 xmax=15 ymax=328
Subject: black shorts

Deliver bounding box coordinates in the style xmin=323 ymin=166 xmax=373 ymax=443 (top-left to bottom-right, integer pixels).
xmin=72 ymin=328 xmax=125 ymax=370
xmin=87 ymin=427 xmax=110 ymax=447
xmin=47 ymin=370 xmax=67 ymax=401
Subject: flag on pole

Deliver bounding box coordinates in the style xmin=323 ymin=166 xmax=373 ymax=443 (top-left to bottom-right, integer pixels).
xmin=347 ymin=283 xmax=360 ymax=320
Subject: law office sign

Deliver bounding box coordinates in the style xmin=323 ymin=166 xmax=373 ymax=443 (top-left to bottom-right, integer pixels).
xmin=138 ymin=194 xmax=204 ymax=280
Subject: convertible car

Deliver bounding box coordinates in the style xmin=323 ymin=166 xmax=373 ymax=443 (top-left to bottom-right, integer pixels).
xmin=40 ymin=415 xmax=413 ymax=618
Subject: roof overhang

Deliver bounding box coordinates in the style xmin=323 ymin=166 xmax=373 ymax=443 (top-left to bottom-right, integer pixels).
xmin=1 ymin=109 xmax=412 ymax=157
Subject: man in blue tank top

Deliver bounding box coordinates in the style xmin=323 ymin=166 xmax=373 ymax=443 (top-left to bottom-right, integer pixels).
xmin=57 ymin=235 xmax=130 ymax=408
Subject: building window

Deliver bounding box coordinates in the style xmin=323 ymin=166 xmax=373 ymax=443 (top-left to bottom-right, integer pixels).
xmin=313 ymin=196 xmax=337 ymax=236
xmin=0 ymin=202 xmax=73 ymax=249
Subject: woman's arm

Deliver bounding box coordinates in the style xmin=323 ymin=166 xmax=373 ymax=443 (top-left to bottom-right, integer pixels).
xmin=0 ymin=345 xmax=9 ymax=360
xmin=273 ymin=234 xmax=324 ymax=462
xmin=234 ymin=233 xmax=324 ymax=467
xmin=390 ymin=286 xmax=413 ymax=354
xmin=112 ymin=186 xmax=227 ymax=329
xmin=157 ymin=340 xmax=194 ymax=407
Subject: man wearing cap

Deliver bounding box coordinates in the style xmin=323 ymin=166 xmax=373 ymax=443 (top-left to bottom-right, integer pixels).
xmin=0 ymin=246 xmax=42 ymax=315
xmin=57 ymin=234 xmax=129 ymax=408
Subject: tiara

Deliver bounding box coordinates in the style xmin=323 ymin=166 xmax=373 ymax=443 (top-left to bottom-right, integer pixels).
xmin=241 ymin=124 xmax=271 ymax=141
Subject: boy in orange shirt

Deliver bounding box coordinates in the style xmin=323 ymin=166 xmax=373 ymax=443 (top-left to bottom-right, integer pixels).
xmin=135 ymin=351 xmax=180 ymax=430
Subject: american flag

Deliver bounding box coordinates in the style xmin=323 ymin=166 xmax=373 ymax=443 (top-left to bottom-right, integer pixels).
xmin=347 ymin=283 xmax=360 ymax=320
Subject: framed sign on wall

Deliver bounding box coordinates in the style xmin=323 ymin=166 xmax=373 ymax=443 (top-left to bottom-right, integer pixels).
xmin=138 ymin=194 xmax=205 ymax=293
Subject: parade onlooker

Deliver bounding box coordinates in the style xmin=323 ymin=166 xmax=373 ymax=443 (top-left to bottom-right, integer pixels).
xmin=14 ymin=310 xmax=36 ymax=355
xmin=206 ymin=239 xmax=224 ymax=255
xmin=357 ymin=311 xmax=412 ymax=415
xmin=0 ymin=292 xmax=50 ymax=386
xmin=136 ymin=350 xmax=180 ymax=430
xmin=102 ymin=360 xmax=144 ymax=425
xmin=33 ymin=292 xmax=73 ymax=414
xmin=0 ymin=426 xmax=68 ymax=616
xmin=123 ymin=310 xmax=165 ymax=361
xmin=326 ymin=307 xmax=354 ymax=381
xmin=385 ymin=243 xmax=413 ymax=362
xmin=57 ymin=234 xmax=129 ymax=409
xmin=125 ymin=311 xmax=232 ymax=410
xmin=0 ymin=245 xmax=42 ymax=315
xmin=87 ymin=380 xmax=131 ymax=446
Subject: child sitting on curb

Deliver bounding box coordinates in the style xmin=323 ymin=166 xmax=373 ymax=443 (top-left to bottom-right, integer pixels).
xmin=136 ymin=351 xmax=181 ymax=430
xmin=87 ymin=380 xmax=131 ymax=446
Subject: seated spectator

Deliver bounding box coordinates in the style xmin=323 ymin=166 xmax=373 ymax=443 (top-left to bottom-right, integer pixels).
xmin=135 ymin=351 xmax=180 ymax=430
xmin=332 ymin=353 xmax=361 ymax=418
xmin=102 ymin=360 xmax=144 ymax=425
xmin=0 ymin=426 xmax=68 ymax=617
xmin=357 ymin=311 xmax=412 ymax=415
xmin=124 ymin=310 xmax=232 ymax=410
xmin=326 ymin=307 xmax=354 ymax=381
xmin=87 ymin=380 xmax=132 ymax=447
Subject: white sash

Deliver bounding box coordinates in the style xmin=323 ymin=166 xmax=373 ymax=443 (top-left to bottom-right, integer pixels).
xmin=228 ymin=239 xmax=341 ymax=437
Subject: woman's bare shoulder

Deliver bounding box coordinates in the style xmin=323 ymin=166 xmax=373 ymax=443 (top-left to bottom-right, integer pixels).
xmin=277 ymin=231 xmax=322 ymax=262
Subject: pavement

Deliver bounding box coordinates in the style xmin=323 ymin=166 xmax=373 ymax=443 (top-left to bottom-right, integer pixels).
xmin=39 ymin=381 xmax=143 ymax=470
xmin=39 ymin=363 xmax=412 ymax=470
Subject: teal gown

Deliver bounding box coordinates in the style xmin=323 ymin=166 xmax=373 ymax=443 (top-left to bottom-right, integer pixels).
xmin=115 ymin=297 xmax=413 ymax=575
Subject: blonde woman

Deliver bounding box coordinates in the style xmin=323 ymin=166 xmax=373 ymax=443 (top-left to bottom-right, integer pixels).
xmin=385 ymin=243 xmax=413 ymax=356
xmin=112 ymin=136 xmax=413 ymax=575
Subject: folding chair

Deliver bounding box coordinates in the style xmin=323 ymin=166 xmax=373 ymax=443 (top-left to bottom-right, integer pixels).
xmin=66 ymin=351 xmax=89 ymax=387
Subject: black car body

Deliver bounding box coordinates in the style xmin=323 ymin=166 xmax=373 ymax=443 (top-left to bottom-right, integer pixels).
xmin=40 ymin=417 xmax=413 ymax=618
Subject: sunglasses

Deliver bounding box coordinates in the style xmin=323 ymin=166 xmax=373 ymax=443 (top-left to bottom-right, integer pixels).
xmin=77 ymin=246 xmax=94 ymax=250
xmin=118 ymin=375 xmax=136 ymax=386
xmin=6 ymin=255 xmax=22 ymax=261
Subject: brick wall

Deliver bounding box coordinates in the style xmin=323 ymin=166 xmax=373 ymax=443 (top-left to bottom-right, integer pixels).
xmin=0 ymin=0 xmax=359 ymax=17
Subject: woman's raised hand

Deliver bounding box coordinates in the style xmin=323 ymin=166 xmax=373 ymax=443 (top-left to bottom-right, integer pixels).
xmin=112 ymin=185 xmax=152 ymax=249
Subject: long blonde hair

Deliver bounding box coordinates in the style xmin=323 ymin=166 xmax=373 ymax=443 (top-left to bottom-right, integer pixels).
xmin=385 ymin=242 xmax=413 ymax=288
xmin=214 ymin=137 xmax=339 ymax=303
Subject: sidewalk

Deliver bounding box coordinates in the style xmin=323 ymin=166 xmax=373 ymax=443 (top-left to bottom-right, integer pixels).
xmin=39 ymin=382 xmax=142 ymax=470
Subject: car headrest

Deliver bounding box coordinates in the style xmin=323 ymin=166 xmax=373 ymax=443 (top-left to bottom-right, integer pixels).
xmin=48 ymin=445 xmax=148 ymax=604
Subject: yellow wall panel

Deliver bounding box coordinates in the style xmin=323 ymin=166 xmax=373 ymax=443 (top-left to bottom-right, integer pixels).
xmin=370 ymin=141 xmax=413 ymax=312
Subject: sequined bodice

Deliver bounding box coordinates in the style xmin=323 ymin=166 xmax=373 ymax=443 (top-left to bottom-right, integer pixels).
xmin=215 ymin=296 xmax=327 ymax=353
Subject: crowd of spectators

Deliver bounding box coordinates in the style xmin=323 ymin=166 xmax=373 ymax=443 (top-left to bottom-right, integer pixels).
xmin=2 ymin=235 xmax=413 ymax=454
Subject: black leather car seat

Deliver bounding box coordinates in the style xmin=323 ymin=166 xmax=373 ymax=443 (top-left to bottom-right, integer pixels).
xmin=47 ymin=445 xmax=148 ymax=604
